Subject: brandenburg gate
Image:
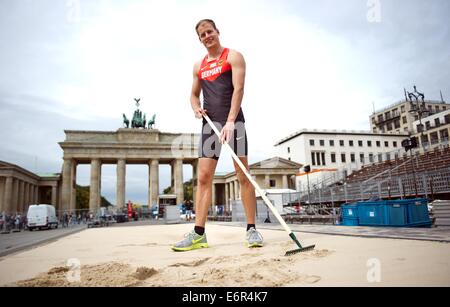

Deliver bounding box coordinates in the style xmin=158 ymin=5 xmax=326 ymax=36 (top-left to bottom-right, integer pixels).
xmin=59 ymin=128 xmax=199 ymax=213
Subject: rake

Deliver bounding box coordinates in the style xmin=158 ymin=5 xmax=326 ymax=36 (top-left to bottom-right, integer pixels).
xmin=203 ymin=114 xmax=315 ymax=256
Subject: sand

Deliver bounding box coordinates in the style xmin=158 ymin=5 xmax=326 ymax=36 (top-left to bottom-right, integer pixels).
xmin=0 ymin=223 xmax=449 ymax=287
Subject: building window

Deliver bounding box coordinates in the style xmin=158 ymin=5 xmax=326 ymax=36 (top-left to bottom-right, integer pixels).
xmin=435 ymin=106 xmax=440 ymax=112
xmin=378 ymin=153 xmax=383 ymax=162
xmin=440 ymin=129 xmax=449 ymax=142
xmin=445 ymin=114 xmax=450 ymax=124
xmin=394 ymin=119 xmax=401 ymax=129
xmin=377 ymin=114 xmax=383 ymax=123
xmin=428 ymin=105 xmax=432 ymax=112
xmin=367 ymin=141 xmax=372 ymax=147
xmin=310 ymin=139 xmax=315 ymax=146
xmin=349 ymin=140 xmax=354 ymax=147
xmin=417 ymin=124 xmax=424 ymax=133
xmin=384 ymin=141 xmax=389 ymax=147
xmin=371 ymin=117 xmax=375 ymax=124
xmin=311 ymin=152 xmax=316 ymax=166
xmin=421 ymin=134 xmax=429 ymax=147
xmin=393 ymin=141 xmax=397 ymax=147
xmin=320 ymin=140 xmax=325 ymax=146
xmin=369 ymin=154 xmax=374 ymax=163
xmin=339 ymin=140 xmax=344 ymax=147
xmin=376 ymin=141 xmax=381 ymax=147
xmin=402 ymin=116 xmax=407 ymax=124
xmin=435 ymin=118 xmax=441 ymax=127
xmin=331 ymin=153 xmax=336 ymax=163
xmin=386 ymin=153 xmax=391 ymax=161
xmin=387 ymin=122 xmax=393 ymax=131
xmin=358 ymin=140 xmax=363 ymax=147
xmin=443 ymin=106 xmax=447 ymax=110
xmin=287 ymin=147 xmax=290 ymax=154
xmin=425 ymin=121 xmax=431 ymax=129
xmin=341 ymin=153 xmax=346 ymax=163
xmin=350 ymin=153 xmax=355 ymax=163
xmin=401 ymin=105 xmax=405 ymax=113
xmin=430 ymin=132 xmax=439 ymax=144
xmin=329 ymin=140 xmax=335 ymax=146
xmin=360 ymin=153 xmax=365 ymax=163
xmin=373 ymin=127 xmax=377 ymax=133
xmin=385 ymin=111 xmax=391 ymax=120
xmin=321 ymin=152 xmax=326 ymax=166
xmin=270 ymin=180 xmax=276 ymax=188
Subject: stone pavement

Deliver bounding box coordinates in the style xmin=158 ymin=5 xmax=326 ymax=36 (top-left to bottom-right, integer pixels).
xmin=0 ymin=225 xmax=86 ymax=257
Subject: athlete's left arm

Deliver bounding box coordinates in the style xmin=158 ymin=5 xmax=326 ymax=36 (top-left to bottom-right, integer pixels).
xmin=220 ymin=50 xmax=246 ymax=143
xmin=227 ymin=50 xmax=246 ymax=123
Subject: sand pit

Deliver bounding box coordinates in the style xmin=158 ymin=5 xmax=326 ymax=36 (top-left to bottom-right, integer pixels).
xmin=1 ymin=223 xmax=449 ymax=287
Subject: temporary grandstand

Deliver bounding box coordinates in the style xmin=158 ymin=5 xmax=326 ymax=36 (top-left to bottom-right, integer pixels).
xmin=278 ymin=144 xmax=450 ymax=224
xmin=308 ymin=144 xmax=450 ymax=202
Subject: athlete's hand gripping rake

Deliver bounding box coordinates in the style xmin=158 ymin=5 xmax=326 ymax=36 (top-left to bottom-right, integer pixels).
xmin=203 ymin=114 xmax=315 ymax=256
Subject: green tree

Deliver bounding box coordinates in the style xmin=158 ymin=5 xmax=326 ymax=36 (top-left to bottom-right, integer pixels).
xmin=75 ymin=185 xmax=113 ymax=210
xmin=162 ymin=179 xmax=194 ymax=201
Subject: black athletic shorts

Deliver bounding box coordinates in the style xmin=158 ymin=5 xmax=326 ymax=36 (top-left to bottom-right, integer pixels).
xmin=198 ymin=119 xmax=248 ymax=160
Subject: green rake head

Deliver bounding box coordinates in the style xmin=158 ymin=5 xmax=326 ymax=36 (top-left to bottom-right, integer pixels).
xmin=285 ymin=233 xmax=315 ymax=256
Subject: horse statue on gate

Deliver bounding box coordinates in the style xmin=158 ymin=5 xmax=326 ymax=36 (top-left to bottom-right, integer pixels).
xmin=121 ymin=98 xmax=156 ymax=129
xmin=123 ymin=114 xmax=130 ymax=128
xmin=148 ymin=114 xmax=156 ymax=129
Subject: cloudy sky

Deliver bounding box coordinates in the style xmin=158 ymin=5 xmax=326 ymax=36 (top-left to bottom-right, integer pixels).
xmin=0 ymin=0 xmax=449 ymax=205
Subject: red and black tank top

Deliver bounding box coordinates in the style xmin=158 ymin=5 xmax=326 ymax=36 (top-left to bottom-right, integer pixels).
xmin=198 ymin=48 xmax=245 ymax=123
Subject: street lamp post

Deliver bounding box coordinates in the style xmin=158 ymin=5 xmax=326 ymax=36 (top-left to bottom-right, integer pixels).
xmin=304 ymin=165 xmax=311 ymax=204
xmin=407 ymin=85 xmax=429 ymax=149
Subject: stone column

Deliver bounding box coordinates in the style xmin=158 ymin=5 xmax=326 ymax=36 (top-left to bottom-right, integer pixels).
xmin=149 ymin=159 xmax=159 ymax=207
xmin=61 ymin=158 xmax=72 ymax=212
xmin=0 ymin=178 xmax=4 ymax=213
xmin=25 ymin=183 xmax=31 ymax=212
xmin=212 ymin=183 xmax=216 ymax=215
xmin=34 ymin=185 xmax=39 ymax=206
xmin=70 ymin=161 xmax=77 ymax=212
xmin=234 ymin=180 xmax=239 ymax=200
xmin=116 ymin=159 xmax=126 ymax=210
xmin=225 ymin=183 xmax=229 ymax=213
xmin=282 ymin=175 xmax=289 ymax=189
xmin=24 ymin=184 xmax=30 ymax=213
xmin=171 ymin=159 xmax=184 ymax=205
xmin=230 ymin=181 xmax=235 ymax=202
xmin=18 ymin=181 xmax=24 ymax=214
xmin=89 ymin=159 xmax=101 ymax=213
xmin=12 ymin=178 xmax=19 ymax=214
xmin=3 ymin=177 xmax=13 ymax=214
xmin=265 ymin=175 xmax=270 ymax=189
xmin=28 ymin=183 xmax=34 ymax=208
xmin=52 ymin=185 xmax=58 ymax=207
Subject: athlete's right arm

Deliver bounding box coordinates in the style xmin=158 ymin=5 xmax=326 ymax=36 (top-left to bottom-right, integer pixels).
xmin=191 ymin=61 xmax=207 ymax=119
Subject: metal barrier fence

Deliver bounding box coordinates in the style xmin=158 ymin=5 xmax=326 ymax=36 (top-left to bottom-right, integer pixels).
xmin=298 ymin=166 xmax=450 ymax=204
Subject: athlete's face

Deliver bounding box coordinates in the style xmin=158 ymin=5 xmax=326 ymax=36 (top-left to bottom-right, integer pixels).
xmin=197 ymin=22 xmax=220 ymax=49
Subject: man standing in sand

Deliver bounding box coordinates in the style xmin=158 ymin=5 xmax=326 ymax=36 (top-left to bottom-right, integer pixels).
xmin=171 ymin=19 xmax=263 ymax=251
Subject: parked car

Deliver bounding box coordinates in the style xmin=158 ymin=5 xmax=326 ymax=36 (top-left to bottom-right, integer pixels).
xmin=27 ymin=204 xmax=58 ymax=230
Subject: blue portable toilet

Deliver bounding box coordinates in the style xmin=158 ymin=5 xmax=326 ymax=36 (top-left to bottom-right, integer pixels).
xmin=357 ymin=201 xmax=387 ymax=226
xmin=341 ymin=203 xmax=359 ymax=226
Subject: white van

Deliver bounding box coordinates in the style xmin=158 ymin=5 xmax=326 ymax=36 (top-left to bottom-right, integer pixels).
xmin=27 ymin=204 xmax=58 ymax=230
